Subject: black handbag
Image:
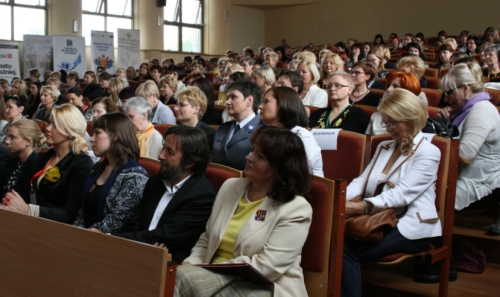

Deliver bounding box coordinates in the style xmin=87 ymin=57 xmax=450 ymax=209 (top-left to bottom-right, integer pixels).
xmin=422 ymin=118 xmax=459 ymax=138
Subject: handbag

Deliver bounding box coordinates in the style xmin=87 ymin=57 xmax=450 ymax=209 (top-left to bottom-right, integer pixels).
xmin=422 ymin=118 xmax=459 ymax=138
xmin=344 ymin=138 xmax=422 ymax=241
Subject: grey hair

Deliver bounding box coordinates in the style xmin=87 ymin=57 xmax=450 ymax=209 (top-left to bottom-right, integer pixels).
xmin=240 ymin=57 xmax=255 ymax=66
xmin=485 ymin=44 xmax=500 ymax=56
xmin=124 ymin=96 xmax=153 ymax=122
xmin=327 ymin=71 xmax=355 ymax=88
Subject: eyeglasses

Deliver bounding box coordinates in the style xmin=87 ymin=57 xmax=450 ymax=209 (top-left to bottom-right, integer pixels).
xmin=175 ymin=102 xmax=191 ymax=109
xmin=444 ymin=85 xmax=462 ymax=97
xmin=326 ymin=82 xmax=350 ymax=90
xmin=351 ymin=70 xmax=365 ymax=76
xmin=380 ymin=120 xmax=399 ymax=129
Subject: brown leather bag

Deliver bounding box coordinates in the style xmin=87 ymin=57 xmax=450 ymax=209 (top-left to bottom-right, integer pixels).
xmin=344 ymin=139 xmax=422 ymax=242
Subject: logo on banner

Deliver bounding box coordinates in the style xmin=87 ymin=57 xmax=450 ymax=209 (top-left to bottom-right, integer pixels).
xmin=94 ymin=54 xmax=114 ymax=70
xmin=0 ymin=54 xmax=12 ymax=59
xmin=66 ymin=39 xmax=73 ymax=46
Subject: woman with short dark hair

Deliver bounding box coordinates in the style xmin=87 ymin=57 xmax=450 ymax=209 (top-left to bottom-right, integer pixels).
xmin=176 ymin=126 xmax=312 ymax=297
xmin=1 ymin=95 xmax=29 ymax=144
xmin=73 ymin=112 xmax=148 ymax=233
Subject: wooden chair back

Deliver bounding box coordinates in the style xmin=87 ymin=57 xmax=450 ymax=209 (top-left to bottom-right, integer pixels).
xmin=321 ymin=130 xmax=367 ymax=184
xmin=424 ymin=76 xmax=440 ymax=89
xmin=302 ymin=176 xmax=347 ymax=297
xmin=86 ymin=121 xmax=94 ymax=136
xmin=138 ymin=157 xmax=161 ymax=176
xmin=205 ymin=163 xmax=242 ymax=192
xmin=356 ymin=104 xmax=378 ymax=123
xmin=486 ymin=88 xmax=500 ymax=106
xmin=421 ymin=88 xmax=443 ymax=107
xmin=0 ymin=210 xmax=175 ymax=296
xmin=33 ymin=119 xmax=47 ymax=133
xmin=424 ymin=68 xmax=438 ymax=78
xmin=154 ymin=124 xmax=174 ymax=137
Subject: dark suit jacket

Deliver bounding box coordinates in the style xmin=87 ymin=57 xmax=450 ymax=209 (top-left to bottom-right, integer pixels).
xmin=202 ymin=105 xmax=222 ymax=125
xmin=195 ymin=120 xmax=216 ymax=150
xmin=36 ymin=149 xmax=93 ymax=224
xmin=0 ymin=143 xmax=11 ymax=175
xmin=113 ymin=173 xmax=216 ymax=263
xmin=0 ymin=150 xmax=37 ymax=203
xmin=212 ymin=115 xmax=263 ymax=170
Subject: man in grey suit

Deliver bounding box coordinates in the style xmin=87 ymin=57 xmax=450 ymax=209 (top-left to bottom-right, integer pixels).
xmin=212 ymin=80 xmax=263 ymax=170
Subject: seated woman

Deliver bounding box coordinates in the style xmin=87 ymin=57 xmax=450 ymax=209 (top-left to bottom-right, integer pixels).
xmin=0 ymin=96 xmax=29 ymax=144
xmin=108 ymin=78 xmax=125 ymax=106
xmin=350 ymin=61 xmax=382 ymax=107
xmin=190 ymin=77 xmax=222 ymax=125
xmin=406 ymin=42 xmax=429 ymax=68
xmin=264 ymin=52 xmax=280 ymax=75
xmin=126 ymin=66 xmax=137 ymax=81
xmin=342 ymin=89 xmax=442 ymax=297
xmin=366 ymin=50 xmax=388 ymax=78
xmin=366 ymin=71 xmax=427 ymax=135
xmin=1 ymin=104 xmax=93 ymax=224
xmin=98 ymin=72 xmax=112 ymax=96
xmin=176 ymin=126 xmax=312 ymax=297
xmin=466 ymin=35 xmax=481 ymax=56
xmin=11 ymin=79 xmax=27 ymax=97
xmin=137 ymin=80 xmax=176 ymax=124
xmin=66 ymin=87 xmax=91 ymax=118
xmin=252 ymin=66 xmax=275 ymax=99
xmin=28 ymin=81 xmax=41 ymax=119
xmin=373 ymin=34 xmax=385 ymax=46
xmin=92 ymin=97 xmax=120 ymax=120
xmin=137 ymin=63 xmax=152 ymax=81
xmin=348 ymin=43 xmax=365 ymax=67
xmin=174 ymin=86 xmax=215 ymax=148
xmin=319 ymin=52 xmax=345 ymax=89
xmin=84 ymin=70 xmax=98 ymax=85
xmin=123 ymin=97 xmax=163 ymax=160
xmin=0 ymin=120 xmax=45 ymax=203
xmin=437 ymin=63 xmax=500 ymax=233
xmin=0 ymin=99 xmax=7 ymax=132
xmin=310 ymin=71 xmax=368 ymax=133
xmin=298 ymin=60 xmax=328 ymax=108
xmin=397 ymin=55 xmax=428 ymax=88
xmin=159 ymin=75 xmax=179 ymax=105
xmin=482 ymin=44 xmax=500 ymax=81
xmin=434 ymin=44 xmax=453 ymax=70
xmin=73 ymin=113 xmax=148 ymax=232
xmin=239 ymin=57 xmax=255 ymax=77
xmin=259 ymin=86 xmax=323 ymax=177
xmin=36 ymin=85 xmax=58 ymax=122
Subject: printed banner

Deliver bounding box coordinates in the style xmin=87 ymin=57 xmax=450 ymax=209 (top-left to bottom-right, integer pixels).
xmin=0 ymin=42 xmax=21 ymax=83
xmin=117 ymin=29 xmax=140 ymax=70
xmin=23 ymin=35 xmax=53 ymax=79
xmin=91 ymin=30 xmax=115 ymax=73
xmin=52 ymin=35 xmax=86 ymax=78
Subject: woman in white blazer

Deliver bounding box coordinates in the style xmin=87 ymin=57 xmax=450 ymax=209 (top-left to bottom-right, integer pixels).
xmin=175 ymin=126 xmax=312 ymax=297
xmin=342 ymin=89 xmax=442 ymax=297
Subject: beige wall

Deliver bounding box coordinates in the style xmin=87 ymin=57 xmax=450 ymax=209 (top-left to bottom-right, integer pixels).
xmin=47 ymin=0 xmax=82 ymax=36
xmin=230 ymin=5 xmax=265 ymax=54
xmin=264 ymin=0 xmax=500 ymax=47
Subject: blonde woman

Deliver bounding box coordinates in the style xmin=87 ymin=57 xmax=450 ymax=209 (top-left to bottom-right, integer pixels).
xmin=0 ymin=119 xmax=46 ymax=202
xmin=11 ymin=79 xmax=27 ymax=97
xmin=108 ymin=78 xmax=125 ymax=105
xmin=366 ymin=50 xmax=388 ymax=78
xmin=136 ymin=80 xmax=176 ymax=124
xmin=1 ymin=104 xmax=93 ymax=224
xmin=397 ymin=55 xmax=428 ymax=88
xmin=298 ymin=60 xmax=328 ymax=108
xmin=175 ymin=87 xmax=216 ymax=148
xmin=252 ymin=66 xmax=275 ymax=96
xmin=159 ymin=75 xmax=179 ymax=105
xmin=36 ymin=85 xmax=58 ymax=122
xmin=319 ymin=52 xmax=345 ymax=89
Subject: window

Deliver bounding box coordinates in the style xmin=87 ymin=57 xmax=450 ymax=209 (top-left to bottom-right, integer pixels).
xmin=82 ymin=0 xmax=133 ymax=46
xmin=164 ymin=0 xmax=203 ymax=53
xmin=0 ymin=0 xmax=46 ymax=41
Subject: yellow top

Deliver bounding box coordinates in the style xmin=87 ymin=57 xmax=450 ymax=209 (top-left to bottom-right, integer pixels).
xmin=211 ymin=194 xmax=264 ymax=264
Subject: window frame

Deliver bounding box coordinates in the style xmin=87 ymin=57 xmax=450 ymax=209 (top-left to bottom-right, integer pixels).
xmin=82 ymin=0 xmax=134 ymax=47
xmin=163 ymin=0 xmax=204 ymax=54
xmin=0 ymin=0 xmax=47 ymax=41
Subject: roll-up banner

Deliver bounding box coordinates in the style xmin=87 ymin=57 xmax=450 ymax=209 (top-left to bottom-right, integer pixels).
xmin=91 ymin=30 xmax=115 ymax=73
xmin=23 ymin=35 xmax=53 ymax=79
xmin=0 ymin=42 xmax=21 ymax=84
xmin=52 ymin=35 xmax=86 ymax=78
xmin=117 ymin=29 xmax=140 ymax=70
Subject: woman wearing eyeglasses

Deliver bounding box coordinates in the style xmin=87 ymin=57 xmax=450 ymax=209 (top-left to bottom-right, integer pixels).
xmin=174 ymin=87 xmax=216 ymax=149
xmin=437 ymin=63 xmax=500 ymax=234
xmin=309 ymin=71 xmax=368 ymax=133
xmin=342 ymin=89 xmax=442 ymax=296
xmin=349 ymin=61 xmax=382 ymax=107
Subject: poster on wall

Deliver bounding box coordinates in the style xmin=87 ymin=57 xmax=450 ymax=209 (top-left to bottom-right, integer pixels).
xmin=52 ymin=35 xmax=86 ymax=78
xmin=23 ymin=35 xmax=53 ymax=79
xmin=0 ymin=42 xmax=21 ymax=84
xmin=91 ymin=30 xmax=115 ymax=73
xmin=117 ymin=29 xmax=140 ymax=70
